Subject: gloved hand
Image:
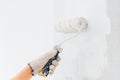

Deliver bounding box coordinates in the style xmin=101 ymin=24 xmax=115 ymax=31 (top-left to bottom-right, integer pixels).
xmin=28 ymin=48 xmax=62 ymax=76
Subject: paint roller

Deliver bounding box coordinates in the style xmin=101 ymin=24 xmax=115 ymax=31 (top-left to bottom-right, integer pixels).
xmin=39 ymin=17 xmax=88 ymax=77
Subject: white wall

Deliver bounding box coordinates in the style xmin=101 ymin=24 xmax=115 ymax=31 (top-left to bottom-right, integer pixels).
xmin=105 ymin=0 xmax=120 ymax=80
xmin=52 ymin=0 xmax=110 ymax=80
xmin=0 ymin=0 xmax=120 ymax=80
xmin=0 ymin=0 xmax=54 ymax=80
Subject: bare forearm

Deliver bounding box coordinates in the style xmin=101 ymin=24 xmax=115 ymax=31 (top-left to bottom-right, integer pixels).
xmin=11 ymin=65 xmax=32 ymax=80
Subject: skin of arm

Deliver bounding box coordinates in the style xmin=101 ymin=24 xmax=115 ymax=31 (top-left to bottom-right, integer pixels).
xmin=11 ymin=65 xmax=32 ymax=80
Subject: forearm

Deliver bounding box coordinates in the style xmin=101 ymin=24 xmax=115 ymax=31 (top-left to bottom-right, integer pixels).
xmin=11 ymin=65 xmax=32 ymax=80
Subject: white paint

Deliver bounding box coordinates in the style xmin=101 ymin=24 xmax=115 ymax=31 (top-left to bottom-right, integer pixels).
xmin=55 ymin=17 xmax=88 ymax=33
xmin=52 ymin=0 xmax=110 ymax=80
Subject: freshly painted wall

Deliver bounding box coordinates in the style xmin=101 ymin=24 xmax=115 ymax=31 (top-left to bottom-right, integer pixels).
xmin=52 ymin=0 xmax=110 ymax=80
xmin=0 ymin=0 xmax=120 ymax=80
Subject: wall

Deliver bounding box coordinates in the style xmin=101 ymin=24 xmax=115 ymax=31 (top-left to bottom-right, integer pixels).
xmin=52 ymin=0 xmax=110 ymax=80
xmin=0 ymin=0 xmax=54 ymax=80
xmin=0 ymin=0 xmax=120 ymax=80
xmin=105 ymin=0 xmax=120 ymax=80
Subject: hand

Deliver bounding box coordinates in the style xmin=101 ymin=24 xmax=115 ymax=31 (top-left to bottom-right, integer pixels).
xmin=28 ymin=48 xmax=62 ymax=76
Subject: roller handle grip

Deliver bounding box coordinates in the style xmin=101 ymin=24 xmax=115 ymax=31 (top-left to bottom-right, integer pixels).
xmin=40 ymin=50 xmax=59 ymax=77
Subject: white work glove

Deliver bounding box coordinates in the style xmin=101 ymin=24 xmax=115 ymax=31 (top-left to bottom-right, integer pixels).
xmin=28 ymin=48 xmax=62 ymax=76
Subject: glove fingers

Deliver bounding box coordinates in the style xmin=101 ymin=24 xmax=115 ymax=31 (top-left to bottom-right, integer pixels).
xmin=57 ymin=56 xmax=61 ymax=61
xmin=49 ymin=65 xmax=55 ymax=75
xmin=49 ymin=70 xmax=54 ymax=75
xmin=52 ymin=60 xmax=59 ymax=67
xmin=49 ymin=58 xmax=60 ymax=75
xmin=50 ymin=65 xmax=56 ymax=71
